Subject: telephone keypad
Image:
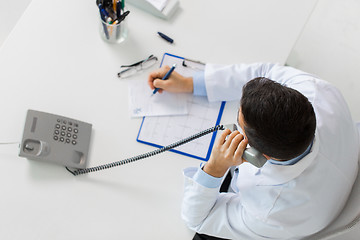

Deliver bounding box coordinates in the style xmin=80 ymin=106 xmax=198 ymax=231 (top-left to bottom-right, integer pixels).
xmin=53 ymin=119 xmax=78 ymax=145
xmin=19 ymin=110 xmax=92 ymax=169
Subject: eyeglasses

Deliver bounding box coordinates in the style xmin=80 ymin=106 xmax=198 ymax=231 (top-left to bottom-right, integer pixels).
xmin=117 ymin=55 xmax=158 ymax=78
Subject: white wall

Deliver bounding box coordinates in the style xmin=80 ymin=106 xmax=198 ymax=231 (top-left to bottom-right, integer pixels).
xmin=287 ymin=0 xmax=360 ymax=122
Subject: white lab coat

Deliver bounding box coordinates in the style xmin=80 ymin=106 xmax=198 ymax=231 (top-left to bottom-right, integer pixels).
xmin=182 ymin=63 xmax=360 ymax=239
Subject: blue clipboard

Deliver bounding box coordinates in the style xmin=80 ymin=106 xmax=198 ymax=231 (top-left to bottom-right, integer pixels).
xmin=136 ymin=53 xmax=226 ymax=161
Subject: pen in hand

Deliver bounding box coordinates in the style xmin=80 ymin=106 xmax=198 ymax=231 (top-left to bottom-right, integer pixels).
xmin=152 ymin=64 xmax=177 ymax=96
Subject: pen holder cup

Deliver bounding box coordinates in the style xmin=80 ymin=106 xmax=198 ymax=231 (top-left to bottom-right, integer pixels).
xmin=99 ymin=18 xmax=128 ymax=44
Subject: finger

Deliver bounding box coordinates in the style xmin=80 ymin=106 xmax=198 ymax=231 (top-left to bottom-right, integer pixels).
xmin=218 ymin=129 xmax=231 ymax=145
xmin=223 ymin=130 xmax=240 ymax=148
xmin=147 ymin=66 xmax=170 ymax=89
xmin=228 ymin=133 xmax=244 ymax=154
xmin=153 ymin=79 xmax=169 ymax=91
xmin=155 ymin=65 xmax=170 ymax=79
xmin=148 ymin=72 xmax=160 ymax=90
xmin=147 ymin=76 xmax=155 ymax=90
xmin=234 ymin=137 xmax=249 ymax=160
xmin=152 ymin=88 xmax=163 ymax=94
xmin=152 ymin=65 xmax=170 ymax=77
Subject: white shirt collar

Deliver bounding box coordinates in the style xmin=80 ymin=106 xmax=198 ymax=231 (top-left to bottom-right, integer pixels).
xmin=255 ymin=132 xmax=320 ymax=186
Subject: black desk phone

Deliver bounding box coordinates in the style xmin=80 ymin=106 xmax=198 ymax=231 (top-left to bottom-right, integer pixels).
xmin=18 ymin=110 xmax=266 ymax=176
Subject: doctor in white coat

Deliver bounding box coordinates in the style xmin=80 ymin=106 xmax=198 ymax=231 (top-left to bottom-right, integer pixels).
xmin=148 ymin=63 xmax=360 ymax=240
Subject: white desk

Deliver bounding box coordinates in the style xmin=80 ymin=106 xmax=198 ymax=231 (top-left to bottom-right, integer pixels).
xmin=0 ymin=0 xmax=32 ymax=47
xmin=0 ymin=0 xmax=316 ymax=239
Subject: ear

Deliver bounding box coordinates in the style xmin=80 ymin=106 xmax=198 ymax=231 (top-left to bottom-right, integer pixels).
xmin=263 ymin=154 xmax=272 ymax=160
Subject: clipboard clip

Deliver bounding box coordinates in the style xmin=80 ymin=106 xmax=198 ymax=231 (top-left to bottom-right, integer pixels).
xmin=182 ymin=58 xmax=205 ymax=71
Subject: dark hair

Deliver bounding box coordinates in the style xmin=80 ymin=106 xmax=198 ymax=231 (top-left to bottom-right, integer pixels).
xmin=240 ymin=77 xmax=316 ymax=160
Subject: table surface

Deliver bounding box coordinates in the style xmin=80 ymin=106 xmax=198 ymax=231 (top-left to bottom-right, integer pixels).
xmin=0 ymin=0 xmax=316 ymax=239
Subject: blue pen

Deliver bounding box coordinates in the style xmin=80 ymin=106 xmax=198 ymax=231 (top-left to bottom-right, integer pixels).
xmin=157 ymin=32 xmax=174 ymax=44
xmin=98 ymin=4 xmax=110 ymax=39
xmin=99 ymin=4 xmax=110 ymax=21
xmin=152 ymin=64 xmax=177 ymax=95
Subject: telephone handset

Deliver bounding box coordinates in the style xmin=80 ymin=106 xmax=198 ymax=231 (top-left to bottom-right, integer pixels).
xmin=18 ymin=110 xmax=266 ymax=176
xmin=225 ymin=124 xmax=268 ymax=168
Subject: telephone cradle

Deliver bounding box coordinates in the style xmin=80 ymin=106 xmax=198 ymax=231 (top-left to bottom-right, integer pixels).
xmin=19 ymin=110 xmax=92 ymax=169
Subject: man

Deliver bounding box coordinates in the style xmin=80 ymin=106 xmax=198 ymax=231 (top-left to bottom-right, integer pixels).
xmin=148 ymin=63 xmax=359 ymax=239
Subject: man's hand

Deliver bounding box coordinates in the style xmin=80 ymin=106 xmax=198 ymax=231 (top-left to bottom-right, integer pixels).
xmin=147 ymin=65 xmax=193 ymax=94
xmin=204 ymin=129 xmax=248 ymax=178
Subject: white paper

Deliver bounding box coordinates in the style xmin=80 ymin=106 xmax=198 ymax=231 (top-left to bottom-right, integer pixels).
xmin=128 ymin=79 xmax=188 ymax=118
xmin=137 ymin=53 xmax=224 ymax=160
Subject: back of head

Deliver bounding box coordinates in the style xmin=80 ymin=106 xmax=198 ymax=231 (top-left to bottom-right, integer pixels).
xmin=241 ymin=77 xmax=316 ymax=160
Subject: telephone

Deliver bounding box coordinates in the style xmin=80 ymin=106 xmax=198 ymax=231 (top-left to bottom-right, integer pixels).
xmin=225 ymin=124 xmax=267 ymax=168
xmin=18 ymin=110 xmax=266 ymax=176
xmin=19 ymin=110 xmax=92 ymax=169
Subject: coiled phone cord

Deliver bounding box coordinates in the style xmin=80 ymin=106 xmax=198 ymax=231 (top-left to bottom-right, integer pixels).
xmin=66 ymin=124 xmax=225 ymax=176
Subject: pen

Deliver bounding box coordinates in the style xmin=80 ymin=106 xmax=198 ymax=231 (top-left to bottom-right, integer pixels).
xmin=152 ymin=64 xmax=177 ymax=95
xmin=116 ymin=0 xmax=121 ymax=19
xmin=113 ymin=0 xmax=117 ymax=12
xmin=157 ymin=32 xmax=174 ymax=44
xmin=118 ymin=10 xmax=130 ymax=23
xmin=98 ymin=4 xmax=106 ymax=19
xmin=98 ymin=4 xmax=110 ymax=39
